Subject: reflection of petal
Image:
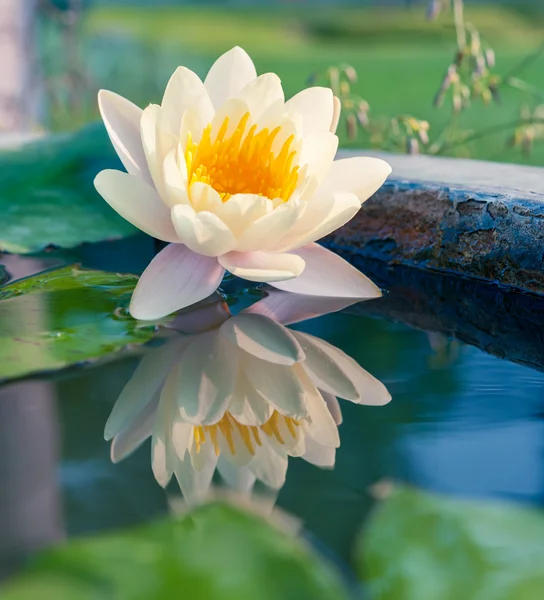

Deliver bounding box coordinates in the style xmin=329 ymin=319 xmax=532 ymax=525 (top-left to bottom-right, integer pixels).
xmin=302 ymin=436 xmax=336 ymax=467
xmin=220 ymin=313 xmax=304 ymax=365
xmin=105 ymin=338 xmax=187 ymax=440
xmin=162 ymin=331 xmax=238 ymax=425
xmin=243 ymin=289 xmax=358 ymax=326
xmin=107 ymin=272 xmax=391 ymax=500
xmin=217 ymin=458 xmax=256 ymax=493
xmin=322 ymin=391 xmax=343 ymax=426
xmin=249 ymin=444 xmax=288 ymax=489
xmin=110 ymin=391 xmax=159 ymax=463
xmin=175 ymin=444 xmax=218 ymax=505
xmin=304 ymin=389 xmax=340 ymax=448
xmin=294 ymin=330 xmax=391 ymax=406
xmin=241 ymin=354 xmax=309 ymax=420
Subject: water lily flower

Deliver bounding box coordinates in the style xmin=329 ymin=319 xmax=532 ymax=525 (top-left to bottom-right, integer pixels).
xmin=106 ymin=292 xmax=391 ymax=502
xmin=94 ymin=47 xmax=392 ymax=320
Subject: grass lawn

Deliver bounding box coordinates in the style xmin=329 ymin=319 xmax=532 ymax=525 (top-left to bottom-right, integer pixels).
xmin=83 ymin=4 xmax=544 ymax=165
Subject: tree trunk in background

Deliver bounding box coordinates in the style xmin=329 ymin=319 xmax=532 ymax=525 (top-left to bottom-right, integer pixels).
xmin=0 ymin=0 xmax=39 ymax=132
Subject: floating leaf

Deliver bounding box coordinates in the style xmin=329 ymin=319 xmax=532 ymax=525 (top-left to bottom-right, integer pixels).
xmin=0 ymin=265 xmax=169 ymax=383
xmin=0 ymin=123 xmax=137 ymax=254
xmin=4 ymin=502 xmax=350 ymax=600
xmin=356 ymin=486 xmax=544 ymax=600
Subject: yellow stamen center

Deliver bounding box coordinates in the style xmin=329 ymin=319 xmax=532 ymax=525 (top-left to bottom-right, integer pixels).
xmin=185 ymin=112 xmax=300 ymax=203
xmin=193 ymin=411 xmax=300 ymax=456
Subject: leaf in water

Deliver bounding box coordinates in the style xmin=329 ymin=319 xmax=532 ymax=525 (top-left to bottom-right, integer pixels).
xmin=3 ymin=502 xmax=350 ymax=600
xmin=0 ymin=123 xmax=137 ymax=254
xmin=356 ymin=486 xmax=544 ymax=600
xmin=0 ymin=265 xmax=168 ymax=383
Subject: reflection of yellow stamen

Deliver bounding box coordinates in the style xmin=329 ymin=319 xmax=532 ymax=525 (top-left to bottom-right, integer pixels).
xmin=285 ymin=417 xmax=298 ymax=439
xmin=218 ymin=415 xmax=236 ymax=455
xmin=209 ymin=427 xmax=220 ymax=456
xmin=194 ymin=411 xmax=300 ymax=458
xmin=251 ymin=426 xmax=262 ymax=447
xmin=234 ymin=420 xmax=255 ymax=455
xmin=185 ymin=112 xmax=300 ymax=203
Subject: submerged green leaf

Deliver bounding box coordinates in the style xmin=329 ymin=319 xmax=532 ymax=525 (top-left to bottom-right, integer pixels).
xmin=356 ymin=486 xmax=544 ymax=600
xmin=0 ymin=265 xmax=167 ymax=383
xmin=0 ymin=123 xmax=137 ymax=254
xmin=4 ymin=502 xmax=349 ymax=600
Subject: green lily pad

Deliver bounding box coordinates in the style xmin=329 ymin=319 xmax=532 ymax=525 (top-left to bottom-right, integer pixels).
xmin=0 ymin=123 xmax=137 ymax=254
xmin=4 ymin=502 xmax=350 ymax=600
xmin=0 ymin=265 xmax=168 ymax=383
xmin=356 ymin=486 xmax=544 ymax=600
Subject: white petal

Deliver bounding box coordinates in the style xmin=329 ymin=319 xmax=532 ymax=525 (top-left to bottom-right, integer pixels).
xmin=98 ymin=89 xmax=152 ymax=184
xmin=140 ymin=104 xmax=177 ymax=199
xmin=162 ymin=149 xmax=189 ymax=208
xmin=285 ymin=87 xmax=334 ymax=136
xmin=244 ymin=290 xmax=358 ymax=326
xmin=161 ymin=66 xmax=214 ymax=136
xmin=209 ymin=97 xmax=252 ymax=141
xmin=322 ymin=391 xmax=343 ymax=425
xmin=217 ymin=458 xmax=256 ymax=493
xmin=302 ymin=436 xmax=336 ymax=467
xmin=236 ymin=73 xmax=284 ymax=121
xmin=171 ymin=204 xmax=236 ymax=257
xmin=249 ymin=444 xmax=288 ymax=489
xmin=295 ymin=331 xmax=391 ymax=406
xmin=161 ymin=330 xmax=238 ymax=425
xmin=130 ymin=244 xmax=225 ymax=320
xmin=110 ymin=391 xmax=159 ymax=463
xmin=94 ymin=169 xmax=179 ymax=242
xmin=215 ymin=193 xmax=272 ymax=237
xmin=175 ymin=445 xmax=217 ymax=505
xmin=220 ymin=313 xmax=304 ymax=365
xmin=258 ymin=100 xmax=304 ymax=139
xmin=240 ymin=354 xmax=309 ymax=420
xmin=234 ymin=200 xmax=305 ymax=253
xmin=179 ymin=104 xmax=210 ymax=147
xmin=299 ymin=131 xmax=338 ymax=184
xmin=104 ymin=338 xmax=188 ymax=440
xmin=330 ymin=96 xmax=341 ymax=134
xmin=275 ymin=192 xmax=360 ymax=252
xmin=189 ymin=182 xmax=223 ymax=213
xmin=271 ymin=243 xmax=382 ymax=299
xmin=204 ymin=46 xmax=257 ymax=109
xmin=218 ymin=251 xmax=305 ymax=283
xmin=318 ymin=157 xmax=392 ymax=203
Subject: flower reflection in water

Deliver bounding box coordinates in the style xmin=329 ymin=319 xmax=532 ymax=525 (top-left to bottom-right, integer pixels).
xmin=105 ymin=292 xmax=391 ymax=503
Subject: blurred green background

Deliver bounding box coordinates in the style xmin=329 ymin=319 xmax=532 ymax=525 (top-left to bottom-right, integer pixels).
xmin=33 ymin=0 xmax=544 ymax=164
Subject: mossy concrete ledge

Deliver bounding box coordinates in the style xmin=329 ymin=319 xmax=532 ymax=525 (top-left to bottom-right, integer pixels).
xmin=328 ymin=151 xmax=544 ymax=294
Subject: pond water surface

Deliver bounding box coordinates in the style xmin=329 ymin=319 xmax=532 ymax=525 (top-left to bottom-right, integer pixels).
xmin=1 ymin=239 xmax=543 ymax=594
